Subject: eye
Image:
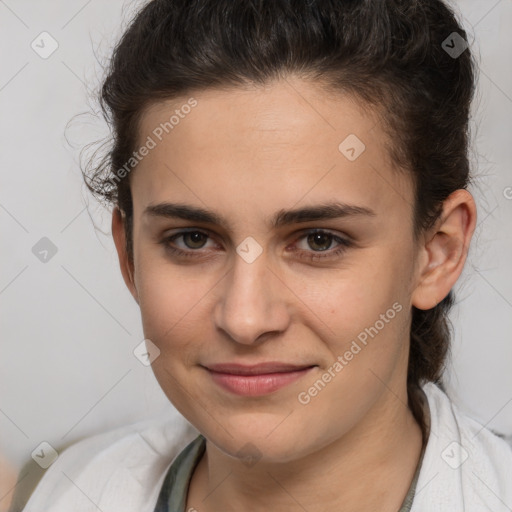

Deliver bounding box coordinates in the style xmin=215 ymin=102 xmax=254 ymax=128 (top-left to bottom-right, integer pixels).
xmin=174 ymin=231 xmax=210 ymax=250
xmin=160 ymin=228 xmax=352 ymax=262
xmin=160 ymin=229 xmax=217 ymax=259
xmin=289 ymin=229 xmax=352 ymax=261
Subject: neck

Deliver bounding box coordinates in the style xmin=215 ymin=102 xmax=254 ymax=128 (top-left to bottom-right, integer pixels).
xmin=186 ymin=384 xmax=424 ymax=512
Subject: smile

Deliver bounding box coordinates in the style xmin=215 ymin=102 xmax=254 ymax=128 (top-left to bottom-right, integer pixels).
xmin=204 ymin=365 xmax=317 ymax=396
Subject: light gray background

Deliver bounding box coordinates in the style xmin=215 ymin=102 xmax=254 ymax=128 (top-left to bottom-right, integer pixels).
xmin=1 ymin=0 xmax=511 ymax=509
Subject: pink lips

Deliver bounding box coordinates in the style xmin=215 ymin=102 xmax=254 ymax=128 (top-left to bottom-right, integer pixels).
xmin=204 ymin=362 xmax=316 ymax=396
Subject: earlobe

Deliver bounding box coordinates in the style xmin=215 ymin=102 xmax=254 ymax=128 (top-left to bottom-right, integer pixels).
xmin=111 ymin=207 xmax=139 ymax=305
xmin=411 ymin=189 xmax=477 ymax=310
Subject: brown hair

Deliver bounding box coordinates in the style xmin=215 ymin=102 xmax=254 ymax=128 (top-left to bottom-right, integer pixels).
xmin=82 ymin=0 xmax=476 ymax=439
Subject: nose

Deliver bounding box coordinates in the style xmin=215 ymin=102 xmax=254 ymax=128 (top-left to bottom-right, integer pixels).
xmin=213 ymin=248 xmax=291 ymax=346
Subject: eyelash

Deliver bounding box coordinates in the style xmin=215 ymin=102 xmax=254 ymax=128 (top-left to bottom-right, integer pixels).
xmin=160 ymin=229 xmax=352 ymax=262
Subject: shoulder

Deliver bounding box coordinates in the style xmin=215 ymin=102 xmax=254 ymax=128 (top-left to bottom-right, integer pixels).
xmin=412 ymin=382 xmax=512 ymax=512
xmin=424 ymin=381 xmax=512 ymax=462
xmin=22 ymin=413 xmax=200 ymax=512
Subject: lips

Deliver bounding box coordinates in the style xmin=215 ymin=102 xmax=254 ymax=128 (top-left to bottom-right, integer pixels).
xmin=203 ymin=362 xmax=317 ymax=396
xmin=205 ymin=362 xmax=316 ymax=375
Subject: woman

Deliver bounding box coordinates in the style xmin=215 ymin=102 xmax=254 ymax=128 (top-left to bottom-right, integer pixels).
xmin=21 ymin=0 xmax=512 ymax=511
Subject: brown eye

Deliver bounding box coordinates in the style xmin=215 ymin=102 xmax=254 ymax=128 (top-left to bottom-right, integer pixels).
xmin=181 ymin=231 xmax=209 ymax=249
xmin=306 ymin=232 xmax=335 ymax=252
xmin=160 ymin=229 xmax=217 ymax=259
xmin=290 ymin=229 xmax=352 ymax=262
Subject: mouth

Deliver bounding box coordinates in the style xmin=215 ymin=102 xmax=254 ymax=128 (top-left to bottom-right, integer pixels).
xmin=202 ymin=362 xmax=318 ymax=396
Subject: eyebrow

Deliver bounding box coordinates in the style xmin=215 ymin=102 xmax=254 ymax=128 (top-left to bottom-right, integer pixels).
xmin=143 ymin=201 xmax=376 ymax=231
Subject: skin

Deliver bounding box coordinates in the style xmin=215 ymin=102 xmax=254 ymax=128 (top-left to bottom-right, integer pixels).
xmin=111 ymin=76 xmax=476 ymax=511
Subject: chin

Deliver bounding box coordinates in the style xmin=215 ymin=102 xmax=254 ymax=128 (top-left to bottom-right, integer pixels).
xmin=205 ymin=419 xmax=311 ymax=465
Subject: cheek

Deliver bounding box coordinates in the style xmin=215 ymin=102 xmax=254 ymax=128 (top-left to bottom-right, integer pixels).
xmin=295 ymin=270 xmax=410 ymax=434
xmin=134 ymin=260 xmax=215 ymax=352
xmin=133 ymin=263 xmax=215 ymax=415
xmin=290 ymin=248 xmax=412 ymax=375
xmin=294 ymin=258 xmax=405 ymax=334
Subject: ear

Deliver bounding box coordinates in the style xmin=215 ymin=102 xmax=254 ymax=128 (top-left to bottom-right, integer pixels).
xmin=411 ymin=189 xmax=477 ymax=310
xmin=111 ymin=207 xmax=139 ymax=305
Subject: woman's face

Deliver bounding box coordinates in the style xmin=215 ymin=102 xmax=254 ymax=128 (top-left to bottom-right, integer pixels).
xmin=120 ymin=77 xmax=422 ymax=463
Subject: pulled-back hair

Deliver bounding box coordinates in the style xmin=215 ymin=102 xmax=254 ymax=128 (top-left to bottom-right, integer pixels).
xmin=82 ymin=0 xmax=476 ymax=438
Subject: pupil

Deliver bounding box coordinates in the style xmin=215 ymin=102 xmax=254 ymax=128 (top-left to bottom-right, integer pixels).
xmin=186 ymin=232 xmax=205 ymax=248
xmin=309 ymin=233 xmax=331 ymax=251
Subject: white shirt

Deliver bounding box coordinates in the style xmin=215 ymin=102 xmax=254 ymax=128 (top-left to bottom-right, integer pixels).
xmin=21 ymin=382 xmax=512 ymax=511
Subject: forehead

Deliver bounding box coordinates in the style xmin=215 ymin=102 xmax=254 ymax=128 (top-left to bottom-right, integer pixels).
xmin=131 ymin=77 xmax=413 ymax=228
